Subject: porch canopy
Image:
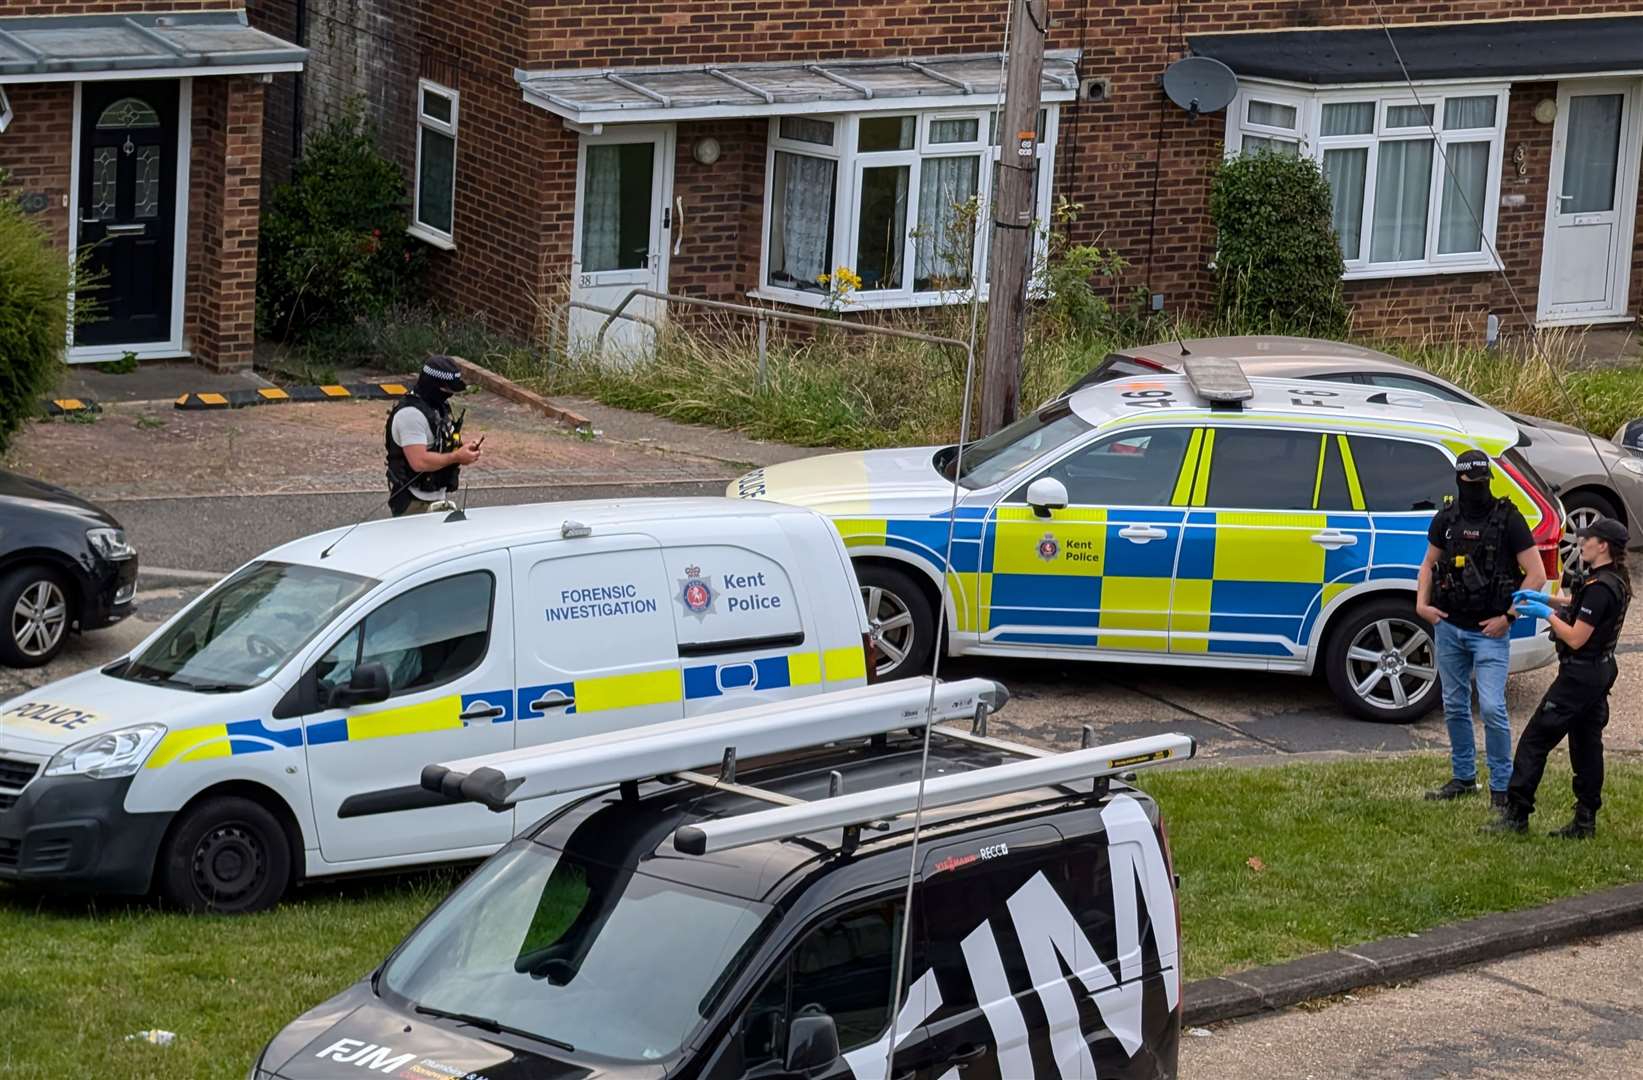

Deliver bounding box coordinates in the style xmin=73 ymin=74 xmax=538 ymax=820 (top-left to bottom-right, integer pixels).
xmin=516 ymin=48 xmax=1081 ymax=125
xmin=1189 ymin=15 xmax=1643 ymax=85
xmin=0 ymin=10 xmax=305 ymax=83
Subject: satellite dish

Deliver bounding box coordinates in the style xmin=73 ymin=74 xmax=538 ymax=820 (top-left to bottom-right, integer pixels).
xmin=1162 ymin=56 xmax=1238 ymax=121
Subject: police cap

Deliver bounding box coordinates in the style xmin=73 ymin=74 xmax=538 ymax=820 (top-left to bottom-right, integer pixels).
xmin=1454 ymin=449 xmax=1492 ymax=482
xmin=1576 ymin=516 xmax=1629 ymax=547
xmin=421 ymin=355 xmax=467 ymax=394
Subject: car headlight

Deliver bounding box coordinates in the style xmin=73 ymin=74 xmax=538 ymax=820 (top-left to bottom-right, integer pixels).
xmin=43 ymin=723 xmax=166 ymax=780
xmin=1614 ymin=457 xmax=1643 ymax=478
xmin=87 ymin=527 xmax=136 ymax=561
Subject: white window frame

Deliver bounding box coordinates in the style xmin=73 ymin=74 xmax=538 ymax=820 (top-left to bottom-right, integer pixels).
xmin=410 ymin=78 xmax=459 ymax=249
xmin=753 ymin=105 xmax=1058 ymax=311
xmin=0 ymin=87 xmax=12 ymax=134
xmin=1225 ymin=81 xmax=1508 ymax=279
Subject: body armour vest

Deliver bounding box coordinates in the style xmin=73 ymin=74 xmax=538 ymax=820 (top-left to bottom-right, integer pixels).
xmin=1433 ymin=499 xmax=1521 ymax=615
xmin=1558 ymin=566 xmax=1630 ymax=660
xmin=385 ymin=396 xmax=460 ymax=495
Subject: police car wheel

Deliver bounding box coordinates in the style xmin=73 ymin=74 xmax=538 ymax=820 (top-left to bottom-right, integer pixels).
xmin=858 ymin=565 xmax=936 ymax=680
xmin=1323 ymin=598 xmax=1440 ymax=724
xmin=0 ymin=565 xmax=71 ymax=668
xmin=158 ymin=796 xmax=292 ymax=914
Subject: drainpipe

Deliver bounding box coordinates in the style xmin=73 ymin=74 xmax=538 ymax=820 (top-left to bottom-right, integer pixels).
xmin=291 ymin=0 xmax=307 ymax=164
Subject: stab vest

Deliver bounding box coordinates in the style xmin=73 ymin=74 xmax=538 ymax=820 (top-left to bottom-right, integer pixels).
xmin=385 ymin=395 xmax=460 ymax=496
xmin=1433 ymin=499 xmax=1521 ymax=615
xmin=1557 ymin=565 xmax=1630 ymax=661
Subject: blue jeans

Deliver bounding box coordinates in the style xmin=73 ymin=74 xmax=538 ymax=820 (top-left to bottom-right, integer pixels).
xmin=1434 ymin=620 xmax=1513 ymax=790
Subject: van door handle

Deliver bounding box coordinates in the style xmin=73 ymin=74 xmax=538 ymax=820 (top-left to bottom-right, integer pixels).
xmin=528 ymin=690 xmax=575 ymax=713
xmin=1310 ymin=530 xmax=1358 ymax=549
xmin=947 ymin=1043 xmax=988 ymax=1067
xmin=458 ymin=702 xmax=506 ymax=723
xmin=1118 ymin=525 xmax=1169 ymax=543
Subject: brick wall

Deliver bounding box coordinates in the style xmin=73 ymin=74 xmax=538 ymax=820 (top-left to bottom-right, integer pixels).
xmin=0 ymin=84 xmax=74 ymax=249
xmin=187 ymin=76 xmax=266 ymax=370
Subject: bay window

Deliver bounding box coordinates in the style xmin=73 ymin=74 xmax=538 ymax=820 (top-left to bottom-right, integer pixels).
xmin=760 ymin=106 xmax=1057 ymax=308
xmin=1228 ymin=84 xmax=1507 ymax=277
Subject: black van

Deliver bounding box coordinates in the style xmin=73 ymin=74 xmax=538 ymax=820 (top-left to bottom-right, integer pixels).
xmin=251 ymin=724 xmax=1186 ymax=1080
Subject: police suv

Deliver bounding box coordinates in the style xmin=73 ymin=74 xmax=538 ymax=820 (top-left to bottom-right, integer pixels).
xmin=252 ymin=677 xmax=1192 ymax=1080
xmin=733 ymin=361 xmax=1562 ymax=722
xmin=0 ymin=499 xmax=872 ymax=912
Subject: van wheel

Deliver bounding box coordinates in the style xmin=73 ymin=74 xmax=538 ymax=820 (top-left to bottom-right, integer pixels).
xmin=1324 ymin=597 xmax=1441 ymax=724
xmin=858 ymin=565 xmax=936 ymax=680
xmin=158 ymin=796 xmax=291 ymax=914
xmin=0 ymin=565 xmax=72 ymax=668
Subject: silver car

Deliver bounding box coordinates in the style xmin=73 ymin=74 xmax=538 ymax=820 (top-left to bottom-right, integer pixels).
xmin=1059 ymin=336 xmax=1643 ymax=565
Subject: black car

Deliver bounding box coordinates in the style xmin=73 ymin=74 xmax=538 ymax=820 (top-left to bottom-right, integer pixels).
xmin=253 ymin=723 xmax=1186 ymax=1080
xmin=0 ymin=469 xmax=138 ymax=666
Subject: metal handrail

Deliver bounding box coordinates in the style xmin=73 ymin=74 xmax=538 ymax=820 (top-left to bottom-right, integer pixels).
xmin=590 ymin=288 xmax=969 ymax=353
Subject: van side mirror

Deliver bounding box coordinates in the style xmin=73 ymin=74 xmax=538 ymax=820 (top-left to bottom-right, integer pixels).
xmin=328 ymin=662 xmax=390 ymax=709
xmin=784 ymin=1014 xmax=841 ymax=1074
xmin=1026 ymin=476 xmax=1069 ymax=519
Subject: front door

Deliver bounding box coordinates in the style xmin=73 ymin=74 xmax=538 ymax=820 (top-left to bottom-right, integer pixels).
xmin=76 ymin=80 xmax=179 ymax=347
xmin=1538 ymin=80 xmax=1642 ymax=324
xmin=568 ymin=125 xmax=674 ymax=356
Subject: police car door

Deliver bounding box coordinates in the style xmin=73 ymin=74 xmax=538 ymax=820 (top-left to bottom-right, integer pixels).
xmin=982 ymin=428 xmax=1194 ymax=653
xmin=1173 ymin=426 xmax=1370 ymax=659
xmin=300 ymin=553 xmax=516 ymax=864
xmin=510 ymin=535 xmax=684 ymax=751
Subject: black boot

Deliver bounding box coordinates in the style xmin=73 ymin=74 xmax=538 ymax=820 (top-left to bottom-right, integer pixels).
xmin=1550 ymin=805 xmax=1597 ymax=840
xmin=1425 ymin=777 xmax=1480 ymax=801
xmin=1482 ymin=809 xmax=1528 ymax=834
xmin=1491 ymin=790 xmax=1509 ymax=809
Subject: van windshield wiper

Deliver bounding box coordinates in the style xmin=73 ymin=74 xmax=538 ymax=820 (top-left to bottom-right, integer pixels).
xmin=413 ymin=1004 xmax=576 ymax=1053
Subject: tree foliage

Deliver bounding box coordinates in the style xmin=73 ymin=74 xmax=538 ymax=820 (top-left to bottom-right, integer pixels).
xmin=0 ymin=176 xmax=72 ymax=452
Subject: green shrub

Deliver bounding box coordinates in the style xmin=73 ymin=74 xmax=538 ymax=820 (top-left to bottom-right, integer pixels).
xmin=0 ymin=176 xmax=73 ymax=452
xmin=257 ymin=109 xmax=422 ymax=339
xmin=1209 ymin=152 xmax=1349 ymax=337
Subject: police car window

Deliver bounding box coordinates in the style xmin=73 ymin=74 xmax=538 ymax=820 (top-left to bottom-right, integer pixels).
xmin=1348 ymin=436 xmax=1454 ymax=512
xmin=1203 ymin=429 xmax=1320 ymax=510
xmin=315 ymin=571 xmax=493 ymax=698
xmin=121 ymin=562 xmax=374 ymax=692
xmin=954 ymin=403 xmax=1092 ymax=489
xmin=1033 ymin=427 xmax=1193 ymax=506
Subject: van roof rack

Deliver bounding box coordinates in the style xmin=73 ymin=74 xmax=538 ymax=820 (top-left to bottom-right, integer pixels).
xmin=338 ymin=678 xmax=1196 ymax=856
xmin=1183 ymin=354 xmax=1253 ymax=410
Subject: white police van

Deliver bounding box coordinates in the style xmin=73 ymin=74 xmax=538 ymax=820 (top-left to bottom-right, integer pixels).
xmin=0 ymin=499 xmax=872 ymax=912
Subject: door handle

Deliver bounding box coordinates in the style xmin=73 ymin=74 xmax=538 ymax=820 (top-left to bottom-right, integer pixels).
xmin=528 ymin=690 xmax=575 ymax=713
xmin=104 ymin=223 xmax=147 ymax=237
xmin=458 ymin=702 xmax=506 ymax=723
xmin=1310 ymin=530 xmax=1358 ymax=548
xmin=1118 ymin=525 xmax=1169 ymax=543
xmin=946 ymin=1043 xmax=988 ymax=1066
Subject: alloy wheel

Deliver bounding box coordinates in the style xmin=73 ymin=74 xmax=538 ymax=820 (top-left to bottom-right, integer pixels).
xmin=11 ymin=579 xmax=67 ymax=660
xmin=1344 ymin=616 xmax=1437 ymax=712
xmin=1561 ymin=504 xmax=1603 ymax=570
xmin=862 ymin=584 xmax=915 ymax=678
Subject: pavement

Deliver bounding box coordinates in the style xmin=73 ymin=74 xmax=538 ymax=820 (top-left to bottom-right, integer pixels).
xmin=52 ymin=360 xmax=272 ymax=404
xmin=1181 ymin=926 xmax=1643 ymax=1078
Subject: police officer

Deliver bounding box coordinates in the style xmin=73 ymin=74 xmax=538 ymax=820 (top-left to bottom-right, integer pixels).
xmin=1487 ymin=517 xmax=1631 ymax=838
xmin=386 ymin=356 xmax=483 ymax=516
xmin=1418 ymin=449 xmax=1546 ymax=806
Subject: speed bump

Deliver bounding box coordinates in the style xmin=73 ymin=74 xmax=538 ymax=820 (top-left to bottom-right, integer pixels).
xmin=175 ymin=381 xmax=413 ymax=410
xmin=43 ymin=397 xmax=100 ymax=416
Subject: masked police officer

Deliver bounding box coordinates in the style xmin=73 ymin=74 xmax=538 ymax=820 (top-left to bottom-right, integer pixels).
xmin=1487 ymin=517 xmax=1631 ymax=838
xmin=386 ymin=356 xmax=483 ymax=516
xmin=1418 ymin=449 xmax=1547 ymax=806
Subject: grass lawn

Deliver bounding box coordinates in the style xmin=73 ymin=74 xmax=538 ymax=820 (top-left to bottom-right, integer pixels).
xmin=2 ymin=754 xmax=1640 ymax=1077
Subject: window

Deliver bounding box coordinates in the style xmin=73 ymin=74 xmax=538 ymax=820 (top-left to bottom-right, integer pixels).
xmin=1347 ymin=436 xmax=1455 ymax=512
xmin=1356 ymin=372 xmax=1478 ymax=406
xmin=761 ymin=106 xmax=1058 ymax=309
xmin=316 ymin=571 xmax=493 ymax=698
xmin=1037 ymin=428 xmax=1194 ymax=507
xmin=955 ymin=401 xmax=1092 ymax=490
xmin=1202 ymin=428 xmax=1321 ymax=510
xmin=412 ymin=79 xmax=459 ymax=246
xmin=1228 ymin=85 xmax=1507 ymax=277
xmin=0 ymin=87 xmax=11 ymax=134
xmin=580 ymin=141 xmax=656 ymax=272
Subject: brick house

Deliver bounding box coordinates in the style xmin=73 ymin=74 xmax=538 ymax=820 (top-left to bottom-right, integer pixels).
xmin=254 ymin=2 xmax=1643 ymax=350
xmin=0 ymin=5 xmax=304 ymax=371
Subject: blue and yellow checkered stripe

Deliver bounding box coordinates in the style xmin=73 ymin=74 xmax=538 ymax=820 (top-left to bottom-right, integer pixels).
xmin=516 ymin=648 xmax=867 ymax=718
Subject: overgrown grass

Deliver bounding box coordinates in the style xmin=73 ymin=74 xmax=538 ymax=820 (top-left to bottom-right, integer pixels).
xmin=3 ymin=756 xmax=1639 ymax=1077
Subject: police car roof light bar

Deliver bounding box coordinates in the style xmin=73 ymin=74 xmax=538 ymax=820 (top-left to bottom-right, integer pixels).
xmin=672 ymin=732 xmax=1197 ymax=856
xmin=1182 ymin=355 xmax=1253 ymax=410
xmin=420 ymin=677 xmax=1010 ymax=812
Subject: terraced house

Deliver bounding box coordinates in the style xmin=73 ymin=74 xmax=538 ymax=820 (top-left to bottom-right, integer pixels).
xmin=0 ymin=3 xmax=305 ymax=370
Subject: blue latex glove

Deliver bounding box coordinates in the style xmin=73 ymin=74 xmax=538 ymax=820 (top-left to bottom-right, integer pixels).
xmin=1512 ymin=587 xmax=1548 ymax=604
xmin=1515 ymin=599 xmax=1554 ymax=620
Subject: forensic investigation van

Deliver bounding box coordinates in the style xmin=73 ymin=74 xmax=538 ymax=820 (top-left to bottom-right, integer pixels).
xmin=0 ymin=499 xmax=873 ymax=913
xmin=251 ymin=677 xmax=1193 ymax=1080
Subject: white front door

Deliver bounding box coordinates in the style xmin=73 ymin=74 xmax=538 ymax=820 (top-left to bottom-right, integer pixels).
xmin=568 ymin=125 xmax=675 ymax=357
xmin=1538 ymin=80 xmax=1643 ymax=324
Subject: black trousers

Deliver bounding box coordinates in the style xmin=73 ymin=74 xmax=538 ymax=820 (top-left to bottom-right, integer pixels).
xmin=1505 ymin=659 xmax=1616 ymax=817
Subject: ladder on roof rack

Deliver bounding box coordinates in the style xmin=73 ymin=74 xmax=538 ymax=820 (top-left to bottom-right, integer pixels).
xmin=337 ymin=676 xmax=1196 ymax=857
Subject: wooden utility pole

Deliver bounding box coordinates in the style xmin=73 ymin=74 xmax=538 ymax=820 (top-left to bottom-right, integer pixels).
xmin=980 ymin=0 xmax=1049 ymax=436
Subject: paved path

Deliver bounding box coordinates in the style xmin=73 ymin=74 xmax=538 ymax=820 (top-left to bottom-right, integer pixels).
xmin=1181 ymin=927 xmax=1643 ymax=1078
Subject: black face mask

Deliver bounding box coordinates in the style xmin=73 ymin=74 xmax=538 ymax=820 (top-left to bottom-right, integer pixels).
xmin=1456 ymin=479 xmax=1492 ymax=516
